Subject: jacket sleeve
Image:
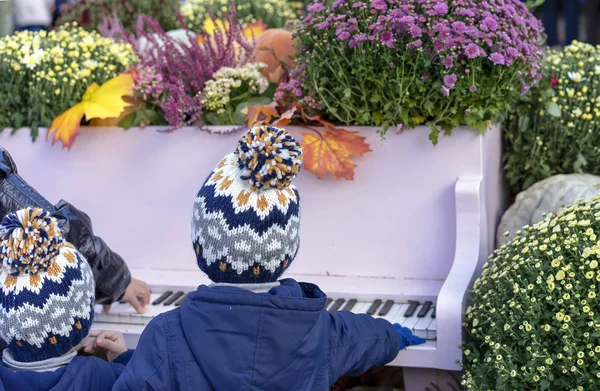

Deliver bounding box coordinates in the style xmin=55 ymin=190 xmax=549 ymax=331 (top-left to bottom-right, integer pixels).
xmin=113 ymin=315 xmax=172 ymax=391
xmin=0 ymin=147 xmax=131 ymax=304
xmin=53 ymin=200 xmax=131 ymax=304
xmin=327 ymin=311 xmax=400 ymax=382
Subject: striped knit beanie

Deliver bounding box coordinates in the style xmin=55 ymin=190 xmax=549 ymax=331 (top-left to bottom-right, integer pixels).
xmin=0 ymin=208 xmax=95 ymax=362
xmin=191 ymin=125 xmax=302 ymax=283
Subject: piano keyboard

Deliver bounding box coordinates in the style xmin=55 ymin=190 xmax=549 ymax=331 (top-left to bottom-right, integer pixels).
xmin=95 ymin=292 xmax=437 ymax=341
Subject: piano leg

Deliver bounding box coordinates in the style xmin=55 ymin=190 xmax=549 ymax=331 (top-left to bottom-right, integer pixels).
xmin=402 ymin=368 xmax=463 ymax=391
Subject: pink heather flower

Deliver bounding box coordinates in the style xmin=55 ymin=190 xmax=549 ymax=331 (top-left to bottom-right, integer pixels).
xmin=465 ymin=43 xmax=481 ymax=59
xmin=441 ymin=85 xmax=450 ymax=96
xmin=444 ymin=74 xmax=458 ymax=88
xmin=307 ymin=2 xmax=326 ymax=12
xmin=338 ymin=31 xmax=350 ymax=40
xmin=489 ymin=52 xmax=505 ymax=65
xmin=443 ymin=56 xmax=454 ymax=69
xmin=433 ymin=3 xmax=448 ymax=15
xmin=470 ymin=85 xmax=478 ymax=92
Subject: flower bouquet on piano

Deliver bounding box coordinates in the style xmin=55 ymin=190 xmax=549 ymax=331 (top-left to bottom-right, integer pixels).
xmin=462 ymin=196 xmax=600 ymax=390
xmin=278 ymin=0 xmax=546 ymax=144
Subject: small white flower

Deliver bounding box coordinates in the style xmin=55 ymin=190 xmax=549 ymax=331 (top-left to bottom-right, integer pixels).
xmin=568 ymin=71 xmax=583 ymax=83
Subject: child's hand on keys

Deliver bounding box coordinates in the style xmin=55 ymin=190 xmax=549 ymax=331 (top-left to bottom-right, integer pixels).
xmin=84 ymin=330 xmax=128 ymax=362
xmin=393 ymin=324 xmax=426 ymax=350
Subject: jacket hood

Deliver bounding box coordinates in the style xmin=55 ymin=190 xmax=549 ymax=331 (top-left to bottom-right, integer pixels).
xmin=180 ymin=279 xmax=328 ymax=389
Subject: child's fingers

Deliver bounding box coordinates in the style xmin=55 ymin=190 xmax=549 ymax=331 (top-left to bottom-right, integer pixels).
xmin=96 ymin=335 xmax=125 ymax=355
xmin=96 ymin=330 xmax=123 ymax=343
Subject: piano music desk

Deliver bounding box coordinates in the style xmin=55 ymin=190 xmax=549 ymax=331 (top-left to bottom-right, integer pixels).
xmin=0 ymin=124 xmax=508 ymax=390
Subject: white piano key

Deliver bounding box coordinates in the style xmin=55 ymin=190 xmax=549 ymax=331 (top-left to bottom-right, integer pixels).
xmin=390 ymin=303 xmax=411 ymax=324
xmin=401 ymin=304 xmax=423 ymax=330
xmin=413 ymin=315 xmax=434 ymax=340
xmin=353 ymin=301 xmax=373 ymax=314
xmin=94 ymin=305 xmax=111 ymax=323
xmin=377 ymin=303 xmax=402 ymax=323
xmin=427 ymin=319 xmax=437 ymax=340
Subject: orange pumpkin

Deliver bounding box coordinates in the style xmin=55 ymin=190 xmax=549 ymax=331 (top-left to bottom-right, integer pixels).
xmin=251 ymin=29 xmax=296 ymax=83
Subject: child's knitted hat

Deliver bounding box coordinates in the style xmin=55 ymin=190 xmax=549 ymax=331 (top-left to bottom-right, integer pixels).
xmin=191 ymin=125 xmax=302 ymax=283
xmin=0 ymin=208 xmax=95 ymax=362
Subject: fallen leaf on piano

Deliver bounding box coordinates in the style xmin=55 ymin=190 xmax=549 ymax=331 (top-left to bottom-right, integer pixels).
xmin=47 ymin=73 xmax=134 ymax=149
xmin=301 ymin=128 xmax=372 ymax=180
xmin=244 ymin=102 xmax=280 ymax=127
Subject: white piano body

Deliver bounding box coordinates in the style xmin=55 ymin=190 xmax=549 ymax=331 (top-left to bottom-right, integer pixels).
xmin=0 ymin=124 xmax=507 ymax=384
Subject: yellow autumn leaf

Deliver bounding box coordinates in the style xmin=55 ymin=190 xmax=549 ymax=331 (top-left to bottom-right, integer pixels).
xmin=197 ymin=19 xmax=265 ymax=44
xmin=47 ymin=73 xmax=134 ymax=149
xmin=203 ymin=18 xmax=229 ymax=35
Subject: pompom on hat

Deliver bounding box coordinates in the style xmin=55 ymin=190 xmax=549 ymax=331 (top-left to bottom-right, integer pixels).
xmin=0 ymin=208 xmax=95 ymax=362
xmin=191 ymin=125 xmax=302 ymax=283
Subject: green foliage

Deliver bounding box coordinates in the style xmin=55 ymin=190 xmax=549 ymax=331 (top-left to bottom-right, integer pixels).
xmin=181 ymin=0 xmax=303 ymax=32
xmin=290 ymin=0 xmax=545 ymax=144
xmin=462 ymin=197 xmax=600 ymax=390
xmin=0 ymin=25 xmax=136 ymax=140
xmin=58 ymin=0 xmax=181 ymax=33
xmin=503 ymin=41 xmax=600 ymax=193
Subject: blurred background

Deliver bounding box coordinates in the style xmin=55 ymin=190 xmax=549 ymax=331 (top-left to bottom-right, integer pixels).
xmin=0 ymin=0 xmax=599 ymax=46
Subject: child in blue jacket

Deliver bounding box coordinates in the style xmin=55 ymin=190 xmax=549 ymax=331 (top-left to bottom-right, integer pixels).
xmin=114 ymin=125 xmax=424 ymax=390
xmin=0 ymin=208 xmax=132 ymax=391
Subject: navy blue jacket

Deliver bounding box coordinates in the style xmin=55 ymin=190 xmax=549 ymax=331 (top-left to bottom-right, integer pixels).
xmin=0 ymin=351 xmax=133 ymax=391
xmin=114 ymin=279 xmax=400 ymax=391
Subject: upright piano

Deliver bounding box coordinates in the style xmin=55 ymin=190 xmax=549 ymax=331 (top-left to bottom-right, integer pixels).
xmin=0 ymin=124 xmax=507 ymax=389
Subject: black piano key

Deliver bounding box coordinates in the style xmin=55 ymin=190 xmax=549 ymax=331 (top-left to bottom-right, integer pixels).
xmin=342 ymin=299 xmax=357 ymax=311
xmin=325 ymin=298 xmax=333 ymax=309
xmin=174 ymin=293 xmax=188 ymax=307
xmin=404 ymin=301 xmax=419 ymax=317
xmin=328 ymin=298 xmax=345 ymax=312
xmin=152 ymin=291 xmax=173 ymax=305
xmin=366 ymin=299 xmax=382 ymax=315
xmin=431 ymin=306 xmax=436 ymax=319
xmin=418 ymin=301 xmax=433 ymax=318
xmin=164 ymin=291 xmax=184 ymax=306
xmin=378 ymin=300 xmax=395 ymax=316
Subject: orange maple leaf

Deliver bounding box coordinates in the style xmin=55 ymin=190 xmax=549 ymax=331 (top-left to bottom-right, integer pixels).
xmin=244 ymin=102 xmax=280 ymax=127
xmin=301 ymin=128 xmax=372 ymax=180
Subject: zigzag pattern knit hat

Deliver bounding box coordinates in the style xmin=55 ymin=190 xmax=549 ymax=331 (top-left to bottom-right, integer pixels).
xmin=191 ymin=125 xmax=302 ymax=283
xmin=0 ymin=208 xmax=95 ymax=362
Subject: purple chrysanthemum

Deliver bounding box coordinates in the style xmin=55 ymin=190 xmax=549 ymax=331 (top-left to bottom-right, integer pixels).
xmin=307 ymin=2 xmax=326 ymax=12
xmin=338 ymin=31 xmax=350 ymax=40
xmin=490 ymin=52 xmax=506 ymax=65
xmin=433 ymin=3 xmax=448 ymax=15
xmin=465 ymin=43 xmax=482 ymax=59
xmin=444 ymin=74 xmax=458 ymax=88
xmin=441 ymin=85 xmax=450 ymax=96
xmin=443 ymin=56 xmax=454 ymax=69
xmin=470 ymin=85 xmax=478 ymax=92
